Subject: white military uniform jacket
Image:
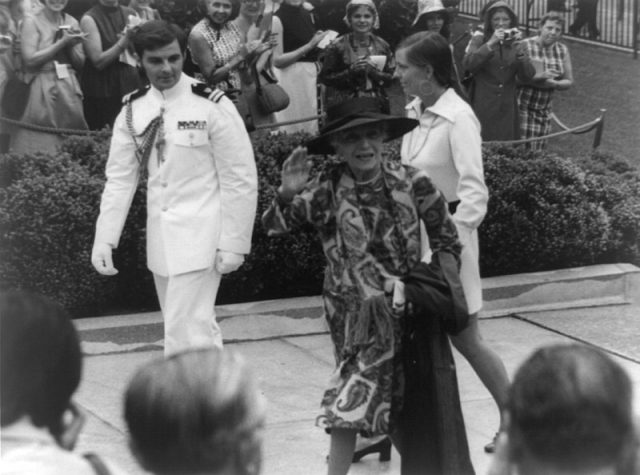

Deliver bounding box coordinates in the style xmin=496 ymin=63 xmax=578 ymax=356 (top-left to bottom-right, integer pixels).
xmin=94 ymin=73 xmax=258 ymax=277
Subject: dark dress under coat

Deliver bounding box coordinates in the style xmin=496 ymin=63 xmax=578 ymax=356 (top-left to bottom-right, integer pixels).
xmin=463 ymin=36 xmax=535 ymax=141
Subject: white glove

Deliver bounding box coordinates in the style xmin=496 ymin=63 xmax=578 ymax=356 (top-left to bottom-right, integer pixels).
xmin=91 ymin=243 xmax=118 ymax=276
xmin=215 ymin=251 xmax=245 ymax=274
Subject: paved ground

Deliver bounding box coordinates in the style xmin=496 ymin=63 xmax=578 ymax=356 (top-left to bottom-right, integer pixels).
xmin=72 ymin=293 xmax=640 ymax=475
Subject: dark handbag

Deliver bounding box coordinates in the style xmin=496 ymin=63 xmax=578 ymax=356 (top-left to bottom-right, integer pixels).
xmin=1 ymin=75 xmax=30 ymax=120
xmin=253 ymin=67 xmax=289 ymax=114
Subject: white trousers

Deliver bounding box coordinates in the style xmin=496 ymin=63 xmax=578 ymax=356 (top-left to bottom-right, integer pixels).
xmin=153 ymin=266 xmax=222 ymax=356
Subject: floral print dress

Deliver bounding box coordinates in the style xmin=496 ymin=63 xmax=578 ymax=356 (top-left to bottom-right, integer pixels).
xmin=262 ymin=159 xmax=460 ymax=436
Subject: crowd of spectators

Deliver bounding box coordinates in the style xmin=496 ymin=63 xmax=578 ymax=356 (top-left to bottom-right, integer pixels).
xmin=0 ymin=0 xmax=575 ymax=153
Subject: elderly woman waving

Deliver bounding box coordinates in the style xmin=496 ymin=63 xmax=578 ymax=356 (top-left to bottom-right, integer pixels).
xmin=262 ymin=97 xmax=473 ymax=475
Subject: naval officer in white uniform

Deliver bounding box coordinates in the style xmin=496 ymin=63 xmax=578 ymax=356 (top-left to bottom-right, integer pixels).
xmin=91 ymin=20 xmax=258 ymax=355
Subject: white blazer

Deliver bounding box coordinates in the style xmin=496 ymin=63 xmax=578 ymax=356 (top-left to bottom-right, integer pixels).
xmin=94 ymin=74 xmax=258 ymax=277
xmin=401 ymin=89 xmax=488 ymax=313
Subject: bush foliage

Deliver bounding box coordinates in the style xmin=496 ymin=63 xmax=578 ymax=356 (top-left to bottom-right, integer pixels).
xmin=1 ymin=133 xmax=639 ymax=317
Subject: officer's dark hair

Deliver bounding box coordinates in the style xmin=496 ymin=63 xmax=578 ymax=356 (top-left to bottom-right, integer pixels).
xmin=197 ymin=0 xmax=241 ymax=24
xmin=0 ymin=290 xmax=82 ymax=438
xmin=131 ymin=20 xmax=187 ymax=58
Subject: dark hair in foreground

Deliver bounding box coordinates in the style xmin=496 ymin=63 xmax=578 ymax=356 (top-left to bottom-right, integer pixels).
xmin=0 ymin=290 xmax=82 ymax=436
xmin=131 ymin=20 xmax=187 ymax=58
xmin=396 ymin=31 xmax=454 ymax=89
xmin=508 ymin=344 xmax=638 ymax=474
xmin=125 ymin=348 xmax=265 ymax=475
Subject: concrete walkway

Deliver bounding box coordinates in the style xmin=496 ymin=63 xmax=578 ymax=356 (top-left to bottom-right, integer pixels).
xmin=72 ymin=264 xmax=640 ymax=475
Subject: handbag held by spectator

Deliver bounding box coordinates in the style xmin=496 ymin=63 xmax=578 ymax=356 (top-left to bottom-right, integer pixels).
xmin=253 ymin=66 xmax=290 ymax=114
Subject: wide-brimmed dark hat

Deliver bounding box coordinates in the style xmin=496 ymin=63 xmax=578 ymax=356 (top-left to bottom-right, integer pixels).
xmin=306 ymin=97 xmax=418 ymax=155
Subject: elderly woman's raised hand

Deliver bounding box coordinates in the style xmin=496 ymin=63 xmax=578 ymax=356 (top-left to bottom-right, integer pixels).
xmin=278 ymin=146 xmax=312 ymax=201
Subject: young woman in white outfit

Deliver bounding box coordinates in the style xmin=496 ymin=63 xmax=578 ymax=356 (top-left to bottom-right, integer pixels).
xmin=395 ymin=30 xmax=509 ymax=453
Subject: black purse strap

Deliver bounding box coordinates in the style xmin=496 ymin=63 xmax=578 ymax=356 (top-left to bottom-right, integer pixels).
xmin=252 ymin=63 xmax=263 ymax=95
xmin=84 ymin=453 xmax=112 ymax=475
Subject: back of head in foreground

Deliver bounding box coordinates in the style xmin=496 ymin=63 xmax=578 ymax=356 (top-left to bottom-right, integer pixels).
xmin=0 ymin=289 xmax=82 ymax=442
xmin=124 ymin=347 xmax=266 ymax=475
xmin=493 ymin=343 xmax=638 ymax=475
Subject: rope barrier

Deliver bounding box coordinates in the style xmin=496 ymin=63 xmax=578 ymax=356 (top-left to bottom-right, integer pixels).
xmin=483 ymin=109 xmax=606 ymax=148
xmin=0 ymin=116 xmax=96 ymax=136
xmin=1 ymin=109 xmax=606 ymax=149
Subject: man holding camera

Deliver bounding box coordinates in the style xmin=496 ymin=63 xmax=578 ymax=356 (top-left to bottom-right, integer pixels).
xmin=91 ymin=20 xmax=257 ymax=356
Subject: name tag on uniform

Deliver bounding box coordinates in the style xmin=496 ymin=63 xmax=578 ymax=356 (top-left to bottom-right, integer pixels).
xmin=177 ymin=120 xmax=207 ymax=130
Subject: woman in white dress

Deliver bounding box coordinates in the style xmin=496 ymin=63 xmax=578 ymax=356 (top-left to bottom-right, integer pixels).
xmin=12 ymin=0 xmax=87 ymax=153
xmin=395 ymin=30 xmax=509 ymax=454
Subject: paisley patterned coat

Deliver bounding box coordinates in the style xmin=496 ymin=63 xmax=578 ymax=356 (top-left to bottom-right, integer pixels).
xmin=262 ymin=159 xmax=461 ymax=435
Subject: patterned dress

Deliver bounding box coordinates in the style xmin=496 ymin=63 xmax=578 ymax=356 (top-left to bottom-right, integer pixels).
xmin=517 ymin=37 xmax=569 ymax=150
xmin=262 ymin=159 xmax=460 ymax=436
xmin=189 ymin=19 xmax=243 ymax=91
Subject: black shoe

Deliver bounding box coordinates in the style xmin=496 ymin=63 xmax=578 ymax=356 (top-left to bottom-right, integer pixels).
xmin=484 ymin=432 xmax=500 ymax=454
xmin=352 ymin=437 xmax=392 ymax=463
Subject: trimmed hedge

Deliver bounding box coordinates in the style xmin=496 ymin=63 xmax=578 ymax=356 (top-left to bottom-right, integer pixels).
xmin=479 ymin=145 xmax=640 ymax=276
xmin=1 ymin=133 xmax=639 ymax=316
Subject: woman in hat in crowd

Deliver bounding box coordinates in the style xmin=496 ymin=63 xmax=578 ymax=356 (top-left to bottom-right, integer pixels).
xmin=318 ymin=0 xmax=395 ymax=113
xmin=262 ymin=96 xmax=474 ymax=475
xmin=412 ymin=0 xmax=466 ymax=97
xmin=462 ymin=1 xmax=535 ymax=141
xmin=396 ymin=31 xmax=509 ymax=453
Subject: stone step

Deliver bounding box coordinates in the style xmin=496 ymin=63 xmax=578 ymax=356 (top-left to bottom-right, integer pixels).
xmin=481 ymin=263 xmax=640 ymax=317
xmin=77 ymin=264 xmax=640 ymax=355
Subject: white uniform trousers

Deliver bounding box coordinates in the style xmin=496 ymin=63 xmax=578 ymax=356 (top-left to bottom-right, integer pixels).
xmin=153 ymin=266 xmax=222 ymax=356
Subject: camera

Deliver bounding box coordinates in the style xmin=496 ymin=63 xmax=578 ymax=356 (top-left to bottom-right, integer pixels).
xmin=501 ymin=28 xmax=521 ymax=43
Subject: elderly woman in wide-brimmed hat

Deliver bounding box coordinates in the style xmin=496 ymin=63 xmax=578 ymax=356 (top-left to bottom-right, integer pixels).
xmin=318 ymin=0 xmax=395 ymax=113
xmin=262 ymin=97 xmax=473 ymax=475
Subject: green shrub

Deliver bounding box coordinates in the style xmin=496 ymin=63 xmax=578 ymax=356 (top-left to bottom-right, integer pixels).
xmin=0 ymin=152 xmax=113 ymax=313
xmin=0 ymin=135 xmax=155 ymax=316
xmin=479 ymin=145 xmax=640 ymax=276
